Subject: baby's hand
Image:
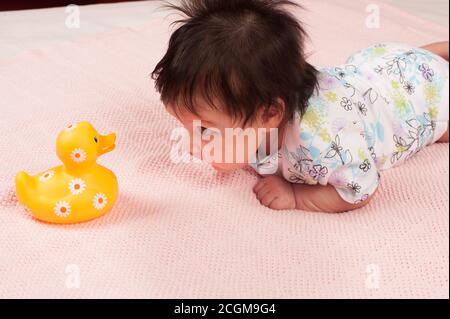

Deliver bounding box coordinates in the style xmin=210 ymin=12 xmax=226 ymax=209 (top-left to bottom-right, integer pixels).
xmin=253 ymin=175 xmax=296 ymax=210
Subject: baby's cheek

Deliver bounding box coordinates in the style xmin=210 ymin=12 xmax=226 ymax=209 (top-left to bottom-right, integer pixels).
xmin=222 ymin=136 xmax=257 ymax=166
xmin=194 ymin=130 xmax=260 ymax=165
xmin=226 ymin=132 xmax=260 ymax=164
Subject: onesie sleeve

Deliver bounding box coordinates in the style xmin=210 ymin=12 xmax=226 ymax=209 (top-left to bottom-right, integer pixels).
xmin=318 ymin=127 xmax=380 ymax=205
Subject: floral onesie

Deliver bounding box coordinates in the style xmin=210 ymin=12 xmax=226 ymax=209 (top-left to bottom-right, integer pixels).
xmin=251 ymin=42 xmax=449 ymax=204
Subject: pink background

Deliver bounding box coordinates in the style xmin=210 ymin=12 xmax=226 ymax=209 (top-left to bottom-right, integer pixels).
xmin=0 ymin=0 xmax=448 ymax=298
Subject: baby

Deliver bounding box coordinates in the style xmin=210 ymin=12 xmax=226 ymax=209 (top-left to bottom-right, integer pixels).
xmin=152 ymin=0 xmax=449 ymax=213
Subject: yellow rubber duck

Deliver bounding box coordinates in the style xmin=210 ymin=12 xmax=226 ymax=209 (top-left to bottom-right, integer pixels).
xmin=15 ymin=122 xmax=118 ymax=224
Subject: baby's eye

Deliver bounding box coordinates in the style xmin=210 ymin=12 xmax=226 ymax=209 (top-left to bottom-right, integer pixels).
xmin=201 ymin=127 xmax=217 ymax=137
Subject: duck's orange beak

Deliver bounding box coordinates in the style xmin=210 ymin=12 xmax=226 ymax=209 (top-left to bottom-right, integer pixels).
xmin=98 ymin=133 xmax=116 ymax=155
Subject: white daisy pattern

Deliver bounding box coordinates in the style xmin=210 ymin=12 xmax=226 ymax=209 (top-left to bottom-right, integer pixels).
xmin=68 ymin=178 xmax=86 ymax=195
xmin=39 ymin=170 xmax=54 ymax=182
xmin=92 ymin=193 xmax=107 ymax=210
xmin=65 ymin=123 xmax=77 ymax=132
xmin=71 ymin=148 xmax=87 ymax=163
xmin=54 ymin=201 xmax=71 ymax=218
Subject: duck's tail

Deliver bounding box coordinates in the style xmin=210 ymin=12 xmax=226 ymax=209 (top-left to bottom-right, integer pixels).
xmin=15 ymin=171 xmax=36 ymax=205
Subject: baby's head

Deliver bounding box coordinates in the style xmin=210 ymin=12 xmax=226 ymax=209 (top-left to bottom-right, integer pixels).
xmin=152 ymin=0 xmax=318 ymax=171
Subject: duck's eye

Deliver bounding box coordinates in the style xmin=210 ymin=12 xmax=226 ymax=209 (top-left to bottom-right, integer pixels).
xmin=94 ymin=137 xmax=98 ymax=143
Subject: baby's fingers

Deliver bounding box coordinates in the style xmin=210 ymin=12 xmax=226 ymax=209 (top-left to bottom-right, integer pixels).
xmin=253 ymin=178 xmax=267 ymax=193
xmin=255 ymin=184 xmax=272 ymax=201
xmin=269 ymin=197 xmax=290 ymax=210
xmin=261 ymin=193 xmax=277 ymax=207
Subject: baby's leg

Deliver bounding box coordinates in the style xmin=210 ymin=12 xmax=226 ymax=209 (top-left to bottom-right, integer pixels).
xmin=437 ymin=124 xmax=449 ymax=143
xmin=421 ymin=41 xmax=449 ymax=61
xmin=420 ymin=41 xmax=449 ymax=143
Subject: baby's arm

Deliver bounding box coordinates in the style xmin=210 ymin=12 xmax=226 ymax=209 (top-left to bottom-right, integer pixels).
xmin=253 ymin=175 xmax=372 ymax=213
xmin=291 ymin=181 xmax=372 ymax=213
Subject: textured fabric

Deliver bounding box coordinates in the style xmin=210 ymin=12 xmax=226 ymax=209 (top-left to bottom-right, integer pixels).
xmin=0 ymin=0 xmax=448 ymax=298
xmin=252 ymin=42 xmax=449 ymax=204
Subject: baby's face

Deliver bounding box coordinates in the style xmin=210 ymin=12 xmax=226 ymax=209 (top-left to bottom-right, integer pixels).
xmin=165 ymin=101 xmax=269 ymax=172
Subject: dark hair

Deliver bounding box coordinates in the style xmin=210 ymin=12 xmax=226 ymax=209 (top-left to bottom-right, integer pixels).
xmin=151 ymin=0 xmax=319 ymax=125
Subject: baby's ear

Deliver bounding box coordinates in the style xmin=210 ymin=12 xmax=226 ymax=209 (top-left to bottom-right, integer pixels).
xmin=261 ymin=98 xmax=285 ymax=126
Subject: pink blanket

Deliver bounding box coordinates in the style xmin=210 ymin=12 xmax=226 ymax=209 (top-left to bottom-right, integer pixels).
xmin=0 ymin=0 xmax=448 ymax=298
